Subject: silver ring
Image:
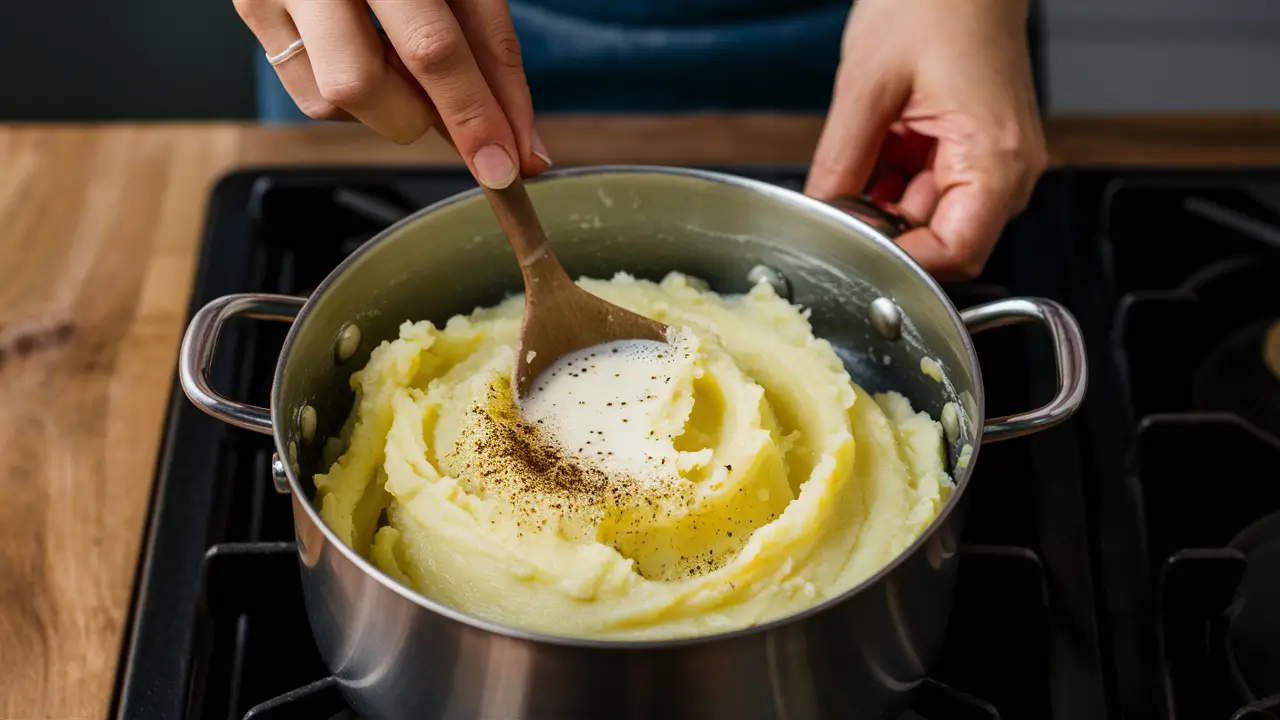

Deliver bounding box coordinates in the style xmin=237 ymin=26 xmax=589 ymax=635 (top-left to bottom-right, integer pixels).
xmin=266 ymin=38 xmax=306 ymax=66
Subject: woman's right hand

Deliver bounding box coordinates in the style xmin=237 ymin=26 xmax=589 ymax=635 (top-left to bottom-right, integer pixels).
xmin=235 ymin=0 xmax=551 ymax=188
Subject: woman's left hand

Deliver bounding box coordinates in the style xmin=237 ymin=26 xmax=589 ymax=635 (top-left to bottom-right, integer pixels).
xmin=804 ymin=0 xmax=1047 ymax=280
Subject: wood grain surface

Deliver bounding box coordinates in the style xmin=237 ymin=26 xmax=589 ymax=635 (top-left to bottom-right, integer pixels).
xmin=1 ymin=115 xmax=1278 ymax=719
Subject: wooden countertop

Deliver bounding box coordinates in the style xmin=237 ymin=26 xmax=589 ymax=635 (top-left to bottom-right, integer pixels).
xmin=2 ymin=114 xmax=1280 ymax=717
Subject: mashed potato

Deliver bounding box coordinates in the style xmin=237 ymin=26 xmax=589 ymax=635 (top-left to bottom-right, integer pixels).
xmin=313 ymin=272 xmax=952 ymax=640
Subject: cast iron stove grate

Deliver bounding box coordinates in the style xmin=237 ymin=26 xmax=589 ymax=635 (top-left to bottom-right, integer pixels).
xmin=116 ymin=166 xmax=1116 ymax=719
xmin=1076 ymin=176 xmax=1280 ymax=720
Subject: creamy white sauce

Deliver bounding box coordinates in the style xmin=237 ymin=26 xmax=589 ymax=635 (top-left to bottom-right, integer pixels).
xmin=520 ymin=338 xmax=682 ymax=482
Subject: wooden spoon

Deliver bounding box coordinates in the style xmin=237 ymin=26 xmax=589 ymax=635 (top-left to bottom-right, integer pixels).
xmin=481 ymin=177 xmax=670 ymax=398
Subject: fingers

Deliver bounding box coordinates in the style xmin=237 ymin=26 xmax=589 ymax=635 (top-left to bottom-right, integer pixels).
xmin=287 ymin=0 xmax=436 ymax=144
xmin=448 ymin=0 xmax=550 ymax=174
xmin=894 ymin=169 xmax=940 ymax=225
xmin=864 ymin=130 xmax=933 ymax=206
xmin=898 ymin=142 xmax=1030 ymax=280
xmin=234 ymin=0 xmax=350 ymax=121
xmin=897 ymin=194 xmax=1007 ymax=283
xmin=905 ymin=108 xmax=1046 ymax=278
xmin=237 ymin=0 xmax=538 ymax=186
xmin=803 ymin=63 xmax=910 ymax=201
xmin=369 ymin=0 xmax=520 ymax=188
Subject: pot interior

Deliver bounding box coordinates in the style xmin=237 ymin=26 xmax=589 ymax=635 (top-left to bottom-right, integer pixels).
xmin=277 ymin=168 xmax=981 ymax=514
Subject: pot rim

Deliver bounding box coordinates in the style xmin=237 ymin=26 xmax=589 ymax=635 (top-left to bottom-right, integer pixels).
xmin=271 ymin=164 xmax=986 ymax=650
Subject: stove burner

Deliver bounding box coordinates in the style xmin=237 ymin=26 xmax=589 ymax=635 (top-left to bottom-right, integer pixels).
xmin=1266 ymin=321 xmax=1280 ymax=384
xmin=1226 ymin=512 xmax=1280 ymax=704
xmin=1118 ymin=256 xmax=1280 ymax=435
xmin=1192 ymin=317 xmax=1280 ymax=440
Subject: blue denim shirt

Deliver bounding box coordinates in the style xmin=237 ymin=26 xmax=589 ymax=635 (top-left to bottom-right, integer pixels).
xmin=257 ymin=0 xmax=847 ymax=121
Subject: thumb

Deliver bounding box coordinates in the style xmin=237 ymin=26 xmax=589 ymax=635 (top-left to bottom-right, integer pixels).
xmin=804 ymin=63 xmax=910 ymax=201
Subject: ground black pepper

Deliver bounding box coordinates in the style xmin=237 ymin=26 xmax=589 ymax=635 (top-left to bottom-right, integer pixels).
xmin=445 ymin=374 xmax=749 ymax=583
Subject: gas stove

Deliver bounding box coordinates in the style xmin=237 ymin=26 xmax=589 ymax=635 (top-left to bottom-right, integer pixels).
xmin=111 ymin=165 xmax=1280 ymax=720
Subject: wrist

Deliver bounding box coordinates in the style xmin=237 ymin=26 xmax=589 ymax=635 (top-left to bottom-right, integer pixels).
xmin=854 ymin=0 xmax=1028 ymax=22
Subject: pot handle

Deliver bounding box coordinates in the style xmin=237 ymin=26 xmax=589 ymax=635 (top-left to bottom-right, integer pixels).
xmin=823 ymin=195 xmax=913 ymax=239
xmin=822 ymin=196 xmax=1088 ymax=442
xmin=961 ymin=297 xmax=1088 ymax=443
xmin=178 ymin=293 xmax=306 ymax=434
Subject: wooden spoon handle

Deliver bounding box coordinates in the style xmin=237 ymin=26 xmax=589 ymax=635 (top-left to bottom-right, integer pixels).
xmin=482 ymin=178 xmax=555 ymax=270
xmin=434 ymin=128 xmax=553 ymax=270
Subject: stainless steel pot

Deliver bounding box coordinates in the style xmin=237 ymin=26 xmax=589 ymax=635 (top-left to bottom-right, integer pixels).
xmin=178 ymin=167 xmax=1087 ymax=719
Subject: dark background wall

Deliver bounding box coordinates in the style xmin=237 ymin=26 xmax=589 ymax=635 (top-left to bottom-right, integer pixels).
xmin=1 ymin=0 xmax=1276 ymax=120
xmin=0 ymin=0 xmax=257 ymax=120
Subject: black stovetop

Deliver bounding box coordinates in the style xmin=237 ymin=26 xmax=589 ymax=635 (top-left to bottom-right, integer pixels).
xmin=111 ymin=165 xmax=1280 ymax=720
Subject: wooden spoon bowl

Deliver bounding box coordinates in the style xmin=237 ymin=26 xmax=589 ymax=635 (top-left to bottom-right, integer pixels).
xmin=481 ymin=178 xmax=670 ymax=398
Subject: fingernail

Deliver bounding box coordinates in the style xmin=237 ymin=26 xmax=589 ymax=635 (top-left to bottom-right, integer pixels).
xmin=531 ymin=130 xmax=552 ymax=167
xmin=473 ymin=144 xmax=517 ymax=189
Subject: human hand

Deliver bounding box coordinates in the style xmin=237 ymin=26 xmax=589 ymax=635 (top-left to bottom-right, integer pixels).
xmin=236 ymin=0 xmax=551 ymax=188
xmin=804 ymin=0 xmax=1047 ymax=280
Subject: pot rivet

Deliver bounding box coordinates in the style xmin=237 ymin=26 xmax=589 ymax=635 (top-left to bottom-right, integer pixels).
xmin=335 ymin=323 xmax=362 ymax=363
xmin=869 ymin=297 xmax=903 ymax=341
xmin=270 ymin=453 xmax=292 ymax=495
xmin=299 ymin=405 xmax=317 ymax=445
xmin=747 ymin=265 xmax=791 ymax=301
